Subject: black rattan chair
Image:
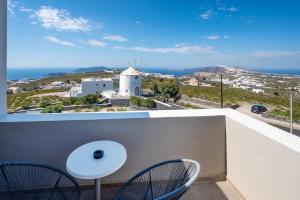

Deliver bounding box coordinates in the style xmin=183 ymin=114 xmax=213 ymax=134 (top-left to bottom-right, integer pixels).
xmin=0 ymin=162 xmax=81 ymax=200
xmin=114 ymin=159 xmax=200 ymax=200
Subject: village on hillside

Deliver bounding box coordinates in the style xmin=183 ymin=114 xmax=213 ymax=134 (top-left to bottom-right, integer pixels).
xmin=6 ymin=66 xmax=300 ymax=130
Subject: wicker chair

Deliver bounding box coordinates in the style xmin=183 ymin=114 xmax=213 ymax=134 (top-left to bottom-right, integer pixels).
xmin=0 ymin=162 xmax=81 ymax=200
xmin=114 ymin=159 xmax=200 ymax=200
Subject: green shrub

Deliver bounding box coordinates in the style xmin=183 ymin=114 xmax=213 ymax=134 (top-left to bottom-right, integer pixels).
xmin=92 ymin=106 xmax=100 ymax=112
xmin=39 ymin=99 xmax=51 ymax=108
xmin=62 ymin=98 xmax=72 ymax=106
xmin=130 ymin=96 xmax=157 ymax=108
xmin=41 ymin=104 xmax=63 ymax=113
xmin=82 ymin=94 xmax=99 ymax=105
xmin=74 ymin=108 xmax=82 ymax=112
xmin=21 ymin=101 xmax=31 ymax=110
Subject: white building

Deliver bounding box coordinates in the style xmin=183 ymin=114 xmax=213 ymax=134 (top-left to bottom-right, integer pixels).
xmin=252 ymin=88 xmax=265 ymax=94
xmin=8 ymin=86 xmax=21 ymax=94
xmin=51 ymin=81 xmax=65 ymax=87
xmin=142 ymin=72 xmax=175 ymax=79
xmin=70 ymin=78 xmax=114 ymax=97
xmin=185 ymin=78 xmax=198 ymax=86
xmin=119 ymin=67 xmax=142 ymax=96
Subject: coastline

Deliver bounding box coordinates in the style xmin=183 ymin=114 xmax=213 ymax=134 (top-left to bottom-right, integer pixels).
xmin=7 ymin=66 xmax=300 ymax=81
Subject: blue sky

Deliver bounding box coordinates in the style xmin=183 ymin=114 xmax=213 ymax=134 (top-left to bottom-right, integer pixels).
xmin=7 ymin=0 xmax=300 ymax=69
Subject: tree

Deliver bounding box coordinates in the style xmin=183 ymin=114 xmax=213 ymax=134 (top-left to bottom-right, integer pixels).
xmin=160 ymin=82 xmax=179 ymax=102
xmin=151 ymin=82 xmax=159 ymax=94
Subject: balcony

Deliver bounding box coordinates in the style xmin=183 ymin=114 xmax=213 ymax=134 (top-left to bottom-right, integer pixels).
xmin=0 ymin=109 xmax=299 ymax=200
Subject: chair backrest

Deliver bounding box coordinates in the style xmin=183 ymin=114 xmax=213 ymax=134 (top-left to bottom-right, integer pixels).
xmin=114 ymin=159 xmax=200 ymax=200
xmin=0 ymin=162 xmax=81 ymax=200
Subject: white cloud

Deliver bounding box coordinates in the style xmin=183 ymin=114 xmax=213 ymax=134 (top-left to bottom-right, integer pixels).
xmin=115 ymin=45 xmax=215 ymax=54
xmin=227 ymin=7 xmax=238 ymax=12
xmin=200 ymin=10 xmax=213 ymax=20
xmin=204 ymin=35 xmax=220 ymax=40
xmin=45 ymin=36 xmax=75 ymax=46
xmin=253 ymin=51 xmax=300 ymax=58
xmin=19 ymin=7 xmax=33 ymax=12
xmin=102 ymin=35 xmax=128 ymax=42
xmin=7 ymin=0 xmax=18 ymax=16
xmin=86 ymin=39 xmax=107 ymax=47
xmin=31 ymin=6 xmax=91 ymax=32
xmin=174 ymin=43 xmax=191 ymax=47
xmin=223 ymin=35 xmax=232 ymax=39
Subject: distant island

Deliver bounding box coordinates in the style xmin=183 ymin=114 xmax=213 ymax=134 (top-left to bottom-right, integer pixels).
xmin=7 ymin=65 xmax=300 ymax=81
xmin=45 ymin=72 xmax=68 ymax=77
xmin=69 ymin=65 xmax=231 ymax=76
xmin=73 ymin=66 xmax=112 ymax=73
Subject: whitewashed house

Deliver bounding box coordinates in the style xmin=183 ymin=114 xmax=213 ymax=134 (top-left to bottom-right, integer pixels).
xmin=8 ymin=86 xmax=22 ymax=94
xmin=252 ymin=88 xmax=265 ymax=94
xmin=70 ymin=78 xmax=114 ymax=97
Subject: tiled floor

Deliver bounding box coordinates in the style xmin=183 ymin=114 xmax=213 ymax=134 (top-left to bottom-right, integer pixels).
xmin=81 ymin=181 xmax=243 ymax=200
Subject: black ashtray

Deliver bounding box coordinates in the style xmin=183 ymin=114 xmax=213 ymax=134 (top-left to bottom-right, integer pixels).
xmin=93 ymin=150 xmax=104 ymax=159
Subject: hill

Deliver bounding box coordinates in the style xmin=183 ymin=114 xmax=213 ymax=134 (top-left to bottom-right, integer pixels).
xmin=73 ymin=66 xmax=111 ymax=73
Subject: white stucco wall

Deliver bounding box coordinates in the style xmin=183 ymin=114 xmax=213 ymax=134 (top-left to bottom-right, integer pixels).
xmin=81 ymin=79 xmax=114 ymax=96
xmin=0 ymin=109 xmax=299 ymax=200
xmin=0 ymin=110 xmax=226 ymax=184
xmin=225 ymin=110 xmax=300 ymax=200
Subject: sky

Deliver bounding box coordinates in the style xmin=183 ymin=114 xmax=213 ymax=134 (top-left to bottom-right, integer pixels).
xmin=7 ymin=0 xmax=300 ymax=69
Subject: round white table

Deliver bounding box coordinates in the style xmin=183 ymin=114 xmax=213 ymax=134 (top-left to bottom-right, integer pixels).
xmin=66 ymin=140 xmax=127 ymax=200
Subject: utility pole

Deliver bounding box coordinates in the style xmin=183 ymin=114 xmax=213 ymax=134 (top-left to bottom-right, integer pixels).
xmin=290 ymin=92 xmax=293 ymax=134
xmin=221 ymin=74 xmax=224 ymax=108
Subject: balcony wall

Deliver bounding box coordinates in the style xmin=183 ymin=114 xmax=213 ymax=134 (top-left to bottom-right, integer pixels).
xmin=0 ymin=109 xmax=299 ymax=200
xmin=0 ymin=110 xmax=226 ymax=184
xmin=225 ymin=111 xmax=300 ymax=200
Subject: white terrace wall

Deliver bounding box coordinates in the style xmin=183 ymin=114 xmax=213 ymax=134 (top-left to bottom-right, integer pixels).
xmin=0 ymin=112 xmax=226 ymax=184
xmin=226 ymin=110 xmax=300 ymax=200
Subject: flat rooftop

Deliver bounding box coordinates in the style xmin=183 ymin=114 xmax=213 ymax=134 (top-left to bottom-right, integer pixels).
xmin=82 ymin=78 xmax=113 ymax=82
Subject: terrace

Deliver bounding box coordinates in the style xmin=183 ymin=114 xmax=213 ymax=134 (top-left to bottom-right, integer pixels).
xmin=0 ymin=109 xmax=299 ymax=200
xmin=0 ymin=1 xmax=300 ymax=199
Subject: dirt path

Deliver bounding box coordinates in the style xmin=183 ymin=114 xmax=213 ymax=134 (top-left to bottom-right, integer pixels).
xmin=29 ymin=92 xmax=70 ymax=98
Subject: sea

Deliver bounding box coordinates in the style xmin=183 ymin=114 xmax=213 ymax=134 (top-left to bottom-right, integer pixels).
xmin=7 ymin=68 xmax=75 ymax=80
xmin=7 ymin=67 xmax=300 ymax=81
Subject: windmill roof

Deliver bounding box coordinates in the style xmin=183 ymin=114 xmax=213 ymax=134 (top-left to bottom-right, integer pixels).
xmin=121 ymin=67 xmax=141 ymax=76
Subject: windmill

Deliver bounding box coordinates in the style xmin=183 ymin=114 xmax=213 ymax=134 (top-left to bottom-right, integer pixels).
xmin=127 ymin=58 xmax=148 ymax=71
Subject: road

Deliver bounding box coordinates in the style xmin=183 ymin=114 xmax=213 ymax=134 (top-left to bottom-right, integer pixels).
xmin=173 ymin=100 xmax=300 ymax=137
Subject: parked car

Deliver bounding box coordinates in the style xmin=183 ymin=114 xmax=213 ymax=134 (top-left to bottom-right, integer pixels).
xmin=230 ymin=104 xmax=240 ymax=110
xmin=251 ymin=104 xmax=267 ymax=114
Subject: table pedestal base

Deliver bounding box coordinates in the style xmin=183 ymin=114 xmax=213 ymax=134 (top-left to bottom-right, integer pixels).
xmin=95 ymin=178 xmax=101 ymax=200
